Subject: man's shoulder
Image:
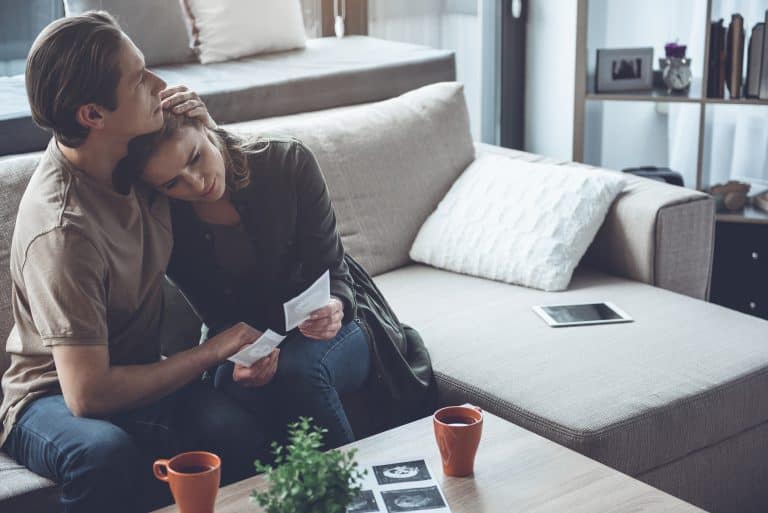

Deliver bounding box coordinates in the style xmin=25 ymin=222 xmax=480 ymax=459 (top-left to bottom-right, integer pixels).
xmin=12 ymin=147 xmax=95 ymax=269
xmin=15 ymin=149 xmax=74 ymax=241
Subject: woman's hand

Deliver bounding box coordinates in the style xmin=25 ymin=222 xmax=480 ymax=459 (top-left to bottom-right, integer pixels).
xmin=299 ymin=296 xmax=344 ymax=340
xmin=160 ymin=85 xmax=217 ymax=128
xmin=232 ymin=348 xmax=280 ymax=388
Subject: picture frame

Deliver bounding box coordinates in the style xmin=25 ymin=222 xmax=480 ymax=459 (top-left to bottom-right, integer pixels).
xmin=595 ymin=47 xmax=654 ymax=92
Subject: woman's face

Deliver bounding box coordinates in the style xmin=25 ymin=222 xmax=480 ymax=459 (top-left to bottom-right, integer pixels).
xmin=141 ymin=125 xmax=226 ymax=202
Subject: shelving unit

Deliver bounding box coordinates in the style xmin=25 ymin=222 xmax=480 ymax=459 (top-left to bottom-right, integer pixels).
xmin=573 ymin=0 xmax=768 ymax=225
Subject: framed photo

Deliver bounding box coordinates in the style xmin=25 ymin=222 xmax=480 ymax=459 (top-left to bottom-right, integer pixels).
xmin=595 ymin=47 xmax=654 ymax=92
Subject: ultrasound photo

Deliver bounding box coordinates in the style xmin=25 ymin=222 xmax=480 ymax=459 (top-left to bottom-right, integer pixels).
xmin=347 ymin=490 xmax=379 ymax=513
xmin=381 ymin=486 xmax=446 ymax=512
xmin=373 ymin=460 xmax=431 ymax=485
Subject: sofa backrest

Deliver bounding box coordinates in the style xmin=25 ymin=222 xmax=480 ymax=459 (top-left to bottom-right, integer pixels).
xmin=0 ymin=82 xmax=476 ymax=396
xmin=225 ymin=81 xmax=476 ymax=276
xmin=0 ymin=152 xmax=41 ymax=401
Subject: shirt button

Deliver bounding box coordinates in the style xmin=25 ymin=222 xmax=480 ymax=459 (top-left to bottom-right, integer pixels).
xmin=204 ymin=233 xmax=212 ymax=241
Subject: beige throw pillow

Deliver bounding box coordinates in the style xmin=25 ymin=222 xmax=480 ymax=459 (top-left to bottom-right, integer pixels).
xmin=183 ymin=0 xmax=307 ymax=64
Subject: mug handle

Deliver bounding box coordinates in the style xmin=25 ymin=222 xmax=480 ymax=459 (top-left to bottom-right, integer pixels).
xmin=153 ymin=460 xmax=170 ymax=482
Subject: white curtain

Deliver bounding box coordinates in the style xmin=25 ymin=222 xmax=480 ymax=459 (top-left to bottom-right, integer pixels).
xmin=669 ymin=0 xmax=768 ymax=189
xmin=367 ymin=0 xmax=485 ymax=140
xmin=300 ymin=0 xmax=322 ymax=38
xmin=368 ymin=0 xmax=444 ymax=48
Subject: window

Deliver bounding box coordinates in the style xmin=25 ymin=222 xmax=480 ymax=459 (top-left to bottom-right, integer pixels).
xmin=0 ymin=0 xmax=64 ymax=76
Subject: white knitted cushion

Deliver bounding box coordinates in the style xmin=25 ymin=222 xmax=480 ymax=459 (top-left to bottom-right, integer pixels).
xmin=410 ymin=155 xmax=626 ymax=291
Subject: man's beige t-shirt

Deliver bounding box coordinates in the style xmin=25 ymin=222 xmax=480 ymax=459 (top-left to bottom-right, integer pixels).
xmin=0 ymin=139 xmax=172 ymax=446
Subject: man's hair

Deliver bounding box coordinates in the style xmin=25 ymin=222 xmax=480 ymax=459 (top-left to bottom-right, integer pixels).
xmin=26 ymin=11 xmax=124 ymax=147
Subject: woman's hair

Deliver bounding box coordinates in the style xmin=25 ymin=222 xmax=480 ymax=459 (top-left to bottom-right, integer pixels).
xmin=27 ymin=11 xmax=123 ymax=147
xmin=114 ymin=112 xmax=268 ymax=194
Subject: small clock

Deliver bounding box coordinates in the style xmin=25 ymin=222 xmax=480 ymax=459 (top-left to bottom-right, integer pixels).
xmin=659 ymin=57 xmax=693 ymax=92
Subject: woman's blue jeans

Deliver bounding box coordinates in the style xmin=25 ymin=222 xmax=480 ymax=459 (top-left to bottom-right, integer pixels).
xmin=214 ymin=319 xmax=371 ymax=449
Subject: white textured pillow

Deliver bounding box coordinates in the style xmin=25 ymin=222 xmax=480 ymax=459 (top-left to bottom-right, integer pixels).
xmin=183 ymin=0 xmax=307 ymax=64
xmin=410 ymin=156 xmax=626 ymax=291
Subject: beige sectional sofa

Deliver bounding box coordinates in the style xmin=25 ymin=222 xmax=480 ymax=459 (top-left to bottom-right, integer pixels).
xmin=1 ymin=82 xmax=767 ymax=513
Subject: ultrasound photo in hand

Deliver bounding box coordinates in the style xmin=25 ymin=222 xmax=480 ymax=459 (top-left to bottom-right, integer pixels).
xmin=373 ymin=460 xmax=431 ymax=485
xmin=347 ymin=490 xmax=379 ymax=513
xmin=381 ymin=486 xmax=446 ymax=512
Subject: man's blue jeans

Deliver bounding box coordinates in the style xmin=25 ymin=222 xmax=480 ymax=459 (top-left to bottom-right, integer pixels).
xmin=215 ymin=319 xmax=371 ymax=449
xmin=2 ymin=381 xmax=269 ymax=513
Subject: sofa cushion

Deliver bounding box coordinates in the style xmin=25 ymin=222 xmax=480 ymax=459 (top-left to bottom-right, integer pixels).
xmin=183 ymin=0 xmax=306 ymax=64
xmin=373 ymin=264 xmax=768 ymax=477
xmin=63 ymin=0 xmax=195 ymax=66
xmin=410 ymin=155 xmax=626 ymax=291
xmin=0 ymin=36 xmax=455 ymax=157
xmin=225 ymin=82 xmax=475 ymax=276
xmin=473 ymin=143 xmax=715 ymax=300
xmin=0 ymin=452 xmax=58 ymax=511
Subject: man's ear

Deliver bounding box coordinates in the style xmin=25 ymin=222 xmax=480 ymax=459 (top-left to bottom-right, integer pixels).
xmin=75 ymin=104 xmax=105 ymax=130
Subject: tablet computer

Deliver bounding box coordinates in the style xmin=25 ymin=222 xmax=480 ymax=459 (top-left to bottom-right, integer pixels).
xmin=533 ymin=302 xmax=633 ymax=327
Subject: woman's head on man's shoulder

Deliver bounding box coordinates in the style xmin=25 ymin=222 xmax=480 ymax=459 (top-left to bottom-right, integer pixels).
xmin=116 ymin=112 xmax=268 ymax=201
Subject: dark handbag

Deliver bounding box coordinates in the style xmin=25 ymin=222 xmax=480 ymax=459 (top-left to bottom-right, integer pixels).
xmin=622 ymin=166 xmax=685 ymax=187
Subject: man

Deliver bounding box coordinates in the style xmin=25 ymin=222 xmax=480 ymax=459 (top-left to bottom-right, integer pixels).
xmin=0 ymin=11 xmax=276 ymax=512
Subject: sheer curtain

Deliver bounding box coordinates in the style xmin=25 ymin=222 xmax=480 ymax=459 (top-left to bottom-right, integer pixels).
xmin=669 ymin=0 xmax=768 ymax=189
xmin=300 ymin=0 xmax=322 ymax=39
xmin=368 ymin=0 xmax=444 ymax=48
xmin=367 ymin=0 xmax=486 ymax=141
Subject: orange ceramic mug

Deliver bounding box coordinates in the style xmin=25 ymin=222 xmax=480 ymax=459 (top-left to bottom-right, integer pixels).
xmin=153 ymin=451 xmax=221 ymax=513
xmin=433 ymin=405 xmax=483 ymax=477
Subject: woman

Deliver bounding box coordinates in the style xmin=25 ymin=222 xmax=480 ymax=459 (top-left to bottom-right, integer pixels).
xmin=117 ymin=112 xmax=433 ymax=448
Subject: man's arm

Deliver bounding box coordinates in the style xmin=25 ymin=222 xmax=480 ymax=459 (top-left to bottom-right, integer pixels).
xmin=53 ymin=322 xmax=259 ymax=417
xmin=23 ymin=229 xmax=260 ymax=418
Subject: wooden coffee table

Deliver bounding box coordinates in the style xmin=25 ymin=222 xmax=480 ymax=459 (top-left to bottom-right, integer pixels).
xmin=153 ymin=412 xmax=704 ymax=512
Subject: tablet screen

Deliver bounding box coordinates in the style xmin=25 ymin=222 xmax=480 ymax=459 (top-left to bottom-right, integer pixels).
xmin=540 ymin=303 xmax=623 ymax=323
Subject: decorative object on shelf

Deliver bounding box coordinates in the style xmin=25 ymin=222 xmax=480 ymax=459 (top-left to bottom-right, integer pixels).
xmin=334 ymin=0 xmax=346 ymax=38
xmin=708 ymin=18 xmax=727 ymax=98
xmin=753 ymin=189 xmax=768 ymax=214
xmin=760 ymin=9 xmax=768 ymax=100
xmin=622 ymin=166 xmax=684 ymax=186
xmin=251 ymin=417 xmax=366 ymax=513
xmin=595 ymin=47 xmax=654 ymax=92
xmin=660 ymin=41 xmax=691 ymax=92
xmin=725 ymin=14 xmax=745 ymax=99
xmin=745 ymin=21 xmax=765 ymax=98
xmin=708 ymin=181 xmax=751 ymax=212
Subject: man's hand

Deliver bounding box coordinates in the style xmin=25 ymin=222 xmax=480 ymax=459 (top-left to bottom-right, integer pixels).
xmin=299 ymin=296 xmax=344 ymax=340
xmin=160 ymin=85 xmax=217 ymax=128
xmin=232 ymin=348 xmax=280 ymax=387
xmin=207 ymin=322 xmax=263 ymax=361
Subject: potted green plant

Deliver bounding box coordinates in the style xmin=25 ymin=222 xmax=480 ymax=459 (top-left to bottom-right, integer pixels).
xmin=252 ymin=417 xmax=367 ymax=513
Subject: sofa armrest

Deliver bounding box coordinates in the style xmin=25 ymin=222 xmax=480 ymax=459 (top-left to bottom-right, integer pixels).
xmin=584 ymin=175 xmax=715 ymax=300
xmin=473 ymin=143 xmax=715 ymax=300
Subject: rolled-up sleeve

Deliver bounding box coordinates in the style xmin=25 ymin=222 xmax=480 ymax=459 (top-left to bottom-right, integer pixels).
xmin=22 ymin=228 xmax=108 ymax=346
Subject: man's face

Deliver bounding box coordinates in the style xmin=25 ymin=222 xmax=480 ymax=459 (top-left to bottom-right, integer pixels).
xmin=101 ymin=36 xmax=167 ymax=138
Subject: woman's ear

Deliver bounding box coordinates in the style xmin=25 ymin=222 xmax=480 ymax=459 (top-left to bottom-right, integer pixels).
xmin=75 ymin=103 xmax=105 ymax=130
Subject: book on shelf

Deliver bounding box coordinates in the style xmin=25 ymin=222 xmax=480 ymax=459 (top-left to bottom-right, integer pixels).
xmin=725 ymin=14 xmax=744 ymax=99
xmin=746 ymin=22 xmax=765 ymax=98
xmin=760 ymin=9 xmax=768 ymax=100
xmin=708 ymin=19 xmax=726 ymax=98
